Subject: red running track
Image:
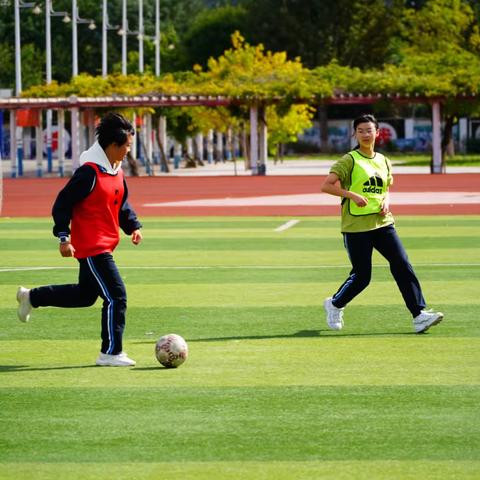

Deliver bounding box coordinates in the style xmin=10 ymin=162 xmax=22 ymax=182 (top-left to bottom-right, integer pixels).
xmin=2 ymin=174 xmax=480 ymax=217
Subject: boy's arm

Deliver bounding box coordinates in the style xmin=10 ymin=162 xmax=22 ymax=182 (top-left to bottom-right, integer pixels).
xmin=119 ymin=179 xmax=142 ymax=235
xmin=52 ymin=165 xmax=96 ymax=238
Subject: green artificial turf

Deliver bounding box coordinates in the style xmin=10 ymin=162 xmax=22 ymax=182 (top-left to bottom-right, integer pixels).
xmin=0 ymin=216 xmax=479 ymax=479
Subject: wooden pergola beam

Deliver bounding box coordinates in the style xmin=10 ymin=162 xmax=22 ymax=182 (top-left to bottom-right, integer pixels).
xmin=0 ymin=92 xmax=475 ymax=110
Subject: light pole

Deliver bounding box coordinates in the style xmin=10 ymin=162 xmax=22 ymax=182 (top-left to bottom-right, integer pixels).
xmin=45 ymin=1 xmax=71 ymax=85
xmin=45 ymin=0 xmax=70 ymax=174
xmin=101 ymin=0 xmax=118 ymax=77
xmin=13 ymin=1 xmax=41 ymax=177
xmin=72 ymin=0 xmax=96 ymax=77
xmin=155 ymin=0 xmax=160 ymax=76
xmin=138 ymin=0 xmax=144 ymax=73
xmin=120 ymin=0 xmax=127 ymax=74
xmin=14 ymin=1 xmax=41 ymax=96
xmin=118 ymin=0 xmax=151 ymax=75
xmin=102 ymin=0 xmax=107 ymax=76
xmin=14 ymin=0 xmax=22 ymax=97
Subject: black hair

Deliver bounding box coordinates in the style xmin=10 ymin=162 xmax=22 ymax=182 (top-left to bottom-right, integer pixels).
xmin=96 ymin=113 xmax=135 ymax=150
xmin=353 ymin=114 xmax=379 ymax=131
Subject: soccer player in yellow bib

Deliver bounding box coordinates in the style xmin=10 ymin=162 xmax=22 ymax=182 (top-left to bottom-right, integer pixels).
xmin=321 ymin=114 xmax=443 ymax=333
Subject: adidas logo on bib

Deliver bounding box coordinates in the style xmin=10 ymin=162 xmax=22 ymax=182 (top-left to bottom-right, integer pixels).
xmin=362 ymin=176 xmax=383 ymax=194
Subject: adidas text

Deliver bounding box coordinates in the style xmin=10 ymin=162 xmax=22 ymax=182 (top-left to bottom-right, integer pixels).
xmin=362 ymin=186 xmax=383 ymax=194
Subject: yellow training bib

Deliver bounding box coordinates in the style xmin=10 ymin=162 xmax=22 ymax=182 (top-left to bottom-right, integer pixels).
xmin=348 ymin=150 xmax=389 ymax=216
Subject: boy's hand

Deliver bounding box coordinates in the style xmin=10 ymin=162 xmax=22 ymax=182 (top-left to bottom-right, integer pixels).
xmin=59 ymin=242 xmax=75 ymax=257
xmin=380 ymin=200 xmax=390 ymax=216
xmin=349 ymin=192 xmax=368 ymax=207
xmin=132 ymin=229 xmax=143 ymax=245
xmin=380 ymin=194 xmax=390 ymax=216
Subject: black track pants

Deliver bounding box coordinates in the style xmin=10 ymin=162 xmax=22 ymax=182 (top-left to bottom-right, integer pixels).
xmin=332 ymin=225 xmax=426 ymax=317
xmin=30 ymin=253 xmax=127 ymax=355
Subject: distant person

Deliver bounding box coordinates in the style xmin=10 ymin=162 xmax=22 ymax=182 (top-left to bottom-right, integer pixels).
xmin=16 ymin=113 xmax=143 ymax=366
xmin=321 ymin=114 xmax=443 ymax=333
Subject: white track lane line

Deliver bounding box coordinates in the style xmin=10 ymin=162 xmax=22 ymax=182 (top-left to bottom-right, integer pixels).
xmin=144 ymin=192 xmax=480 ymax=207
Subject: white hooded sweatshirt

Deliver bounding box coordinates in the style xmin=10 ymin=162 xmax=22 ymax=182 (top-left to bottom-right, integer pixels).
xmin=79 ymin=141 xmax=120 ymax=175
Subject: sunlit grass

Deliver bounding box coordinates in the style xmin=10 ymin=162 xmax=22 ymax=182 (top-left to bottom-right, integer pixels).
xmin=0 ymin=216 xmax=479 ymax=479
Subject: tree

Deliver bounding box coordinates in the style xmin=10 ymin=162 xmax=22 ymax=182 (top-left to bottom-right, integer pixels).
xmin=187 ymin=32 xmax=316 ymax=165
xmin=0 ymin=43 xmax=14 ymax=91
xmin=0 ymin=4 xmax=44 ymax=90
xmin=182 ymin=5 xmax=248 ymax=70
xmin=267 ymin=104 xmax=315 ymax=161
xmin=397 ymin=0 xmax=480 ymax=167
xmin=242 ymin=0 xmax=404 ymax=69
xmin=19 ymin=44 xmax=44 ymax=90
xmin=398 ymin=0 xmax=480 ymax=56
xmin=191 ymin=32 xmax=311 ymax=100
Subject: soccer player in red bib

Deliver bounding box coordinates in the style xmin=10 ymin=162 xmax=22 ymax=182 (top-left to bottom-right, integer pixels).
xmin=16 ymin=113 xmax=143 ymax=366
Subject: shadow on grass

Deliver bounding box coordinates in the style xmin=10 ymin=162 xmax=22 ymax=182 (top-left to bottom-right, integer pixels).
xmin=133 ymin=366 xmax=173 ymax=371
xmin=0 ymin=364 xmax=98 ymax=373
xmin=133 ymin=329 xmax=416 ymax=345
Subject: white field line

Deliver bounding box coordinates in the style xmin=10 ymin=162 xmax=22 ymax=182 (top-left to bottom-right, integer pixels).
xmin=1 ymin=263 xmax=480 ymax=273
xmin=275 ymin=219 xmax=300 ymax=232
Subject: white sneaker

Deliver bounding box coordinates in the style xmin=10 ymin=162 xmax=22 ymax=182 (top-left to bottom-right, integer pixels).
xmin=16 ymin=286 xmax=32 ymax=323
xmin=413 ymin=309 xmax=444 ymax=333
xmin=96 ymin=352 xmax=136 ymax=367
xmin=324 ymin=297 xmax=344 ymax=330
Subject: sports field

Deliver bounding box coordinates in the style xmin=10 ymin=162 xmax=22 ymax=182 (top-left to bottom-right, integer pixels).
xmin=1 ymin=215 xmax=479 ymax=479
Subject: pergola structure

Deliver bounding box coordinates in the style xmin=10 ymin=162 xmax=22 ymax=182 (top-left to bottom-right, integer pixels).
xmin=0 ymin=93 xmax=445 ymax=176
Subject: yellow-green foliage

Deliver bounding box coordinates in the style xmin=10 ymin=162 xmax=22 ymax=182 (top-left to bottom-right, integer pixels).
xmin=267 ymin=104 xmax=315 ymax=149
xmin=22 ymin=73 xmax=185 ymax=98
xmin=193 ymin=32 xmax=312 ymax=100
xmin=189 ymin=107 xmax=243 ymax=135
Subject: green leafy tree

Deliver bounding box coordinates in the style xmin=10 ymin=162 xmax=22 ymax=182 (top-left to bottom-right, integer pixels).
xmin=0 ymin=42 xmax=14 ymax=91
xmin=399 ymin=0 xmax=480 ymax=56
xmin=242 ymin=0 xmax=404 ymax=68
xmin=398 ymin=0 xmax=480 ymax=167
xmin=182 ymin=5 xmax=248 ymax=69
xmin=19 ymin=44 xmax=44 ymax=90
xmin=160 ymin=0 xmax=205 ymax=37
xmin=0 ymin=4 xmax=44 ymax=90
